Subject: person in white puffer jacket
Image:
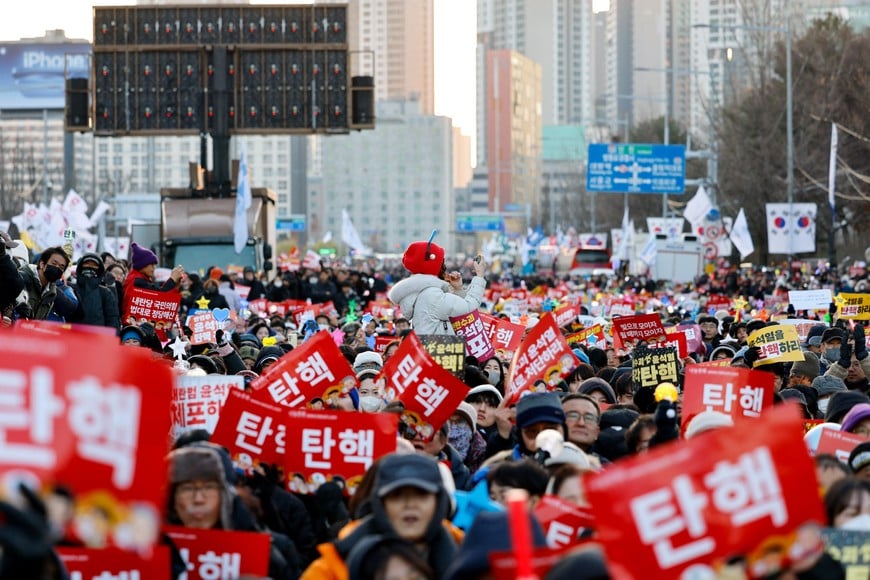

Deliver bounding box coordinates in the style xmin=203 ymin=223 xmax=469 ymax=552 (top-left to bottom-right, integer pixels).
xmin=388 ymin=234 xmax=487 ymax=335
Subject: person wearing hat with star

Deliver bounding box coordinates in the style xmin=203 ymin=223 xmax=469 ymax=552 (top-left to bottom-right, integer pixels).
xmin=387 ymin=233 xmax=487 ymax=335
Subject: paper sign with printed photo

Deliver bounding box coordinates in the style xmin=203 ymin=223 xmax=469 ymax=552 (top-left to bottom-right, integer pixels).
xmin=675 ymin=323 xmax=705 ymax=356
xmin=58 ymin=547 xmax=171 ymax=580
xmin=0 ymin=325 xmax=173 ymax=552
xmin=533 ymin=494 xmax=596 ymax=549
xmin=747 ymin=324 xmax=805 ymax=365
xmin=418 ymin=334 xmax=467 ymax=377
xmin=185 ymin=310 xmax=237 ymax=345
xmin=816 ymin=429 xmax=866 ymax=465
xmin=121 ymin=286 xmax=180 ymax=341
xmin=210 ymin=389 xmax=287 ymax=466
xmin=249 ymin=330 xmax=357 ymax=409
xmin=450 ymin=310 xmax=496 ymax=362
xmin=788 ymin=289 xmax=833 ymax=312
xmin=834 ymin=292 xmax=870 ymax=320
xmin=382 ymin=332 xmax=469 ymax=440
xmin=611 ymin=313 xmax=667 ymax=350
xmin=681 ymin=365 xmax=775 ymax=434
xmin=585 ymin=405 xmax=825 ymax=580
xmin=481 ymin=314 xmax=525 ymax=362
xmin=648 ymin=331 xmax=689 ymax=359
xmin=566 ymin=324 xmax=606 ymax=349
xmin=164 ymin=527 xmax=270 ymax=580
xmin=171 ymin=375 xmax=244 ymax=438
xmin=552 ymin=304 xmax=580 ymax=329
xmin=505 ymin=315 xmax=580 ymax=403
xmin=778 ymin=318 xmax=828 ymax=344
xmin=284 ymin=410 xmax=397 ymax=495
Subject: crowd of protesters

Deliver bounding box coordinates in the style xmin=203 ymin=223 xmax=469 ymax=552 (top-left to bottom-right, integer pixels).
xmin=1 ymin=228 xmax=869 ymax=579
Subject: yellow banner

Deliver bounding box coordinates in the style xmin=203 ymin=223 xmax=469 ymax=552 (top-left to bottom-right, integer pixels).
xmin=747 ymin=324 xmax=805 ymax=366
xmin=834 ymin=292 xmax=870 ymax=320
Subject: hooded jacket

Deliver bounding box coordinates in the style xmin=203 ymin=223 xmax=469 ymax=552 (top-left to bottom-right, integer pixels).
xmin=72 ymin=254 xmax=120 ymax=329
xmin=387 ymin=274 xmax=486 ymax=335
xmin=17 ymin=263 xmax=79 ymax=322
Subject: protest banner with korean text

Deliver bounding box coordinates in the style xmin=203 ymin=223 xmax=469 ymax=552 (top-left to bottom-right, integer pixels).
xmin=505 ymin=315 xmax=580 ymax=403
xmin=566 ymin=324 xmax=607 ymax=349
xmin=788 ymin=290 xmax=833 ymax=312
xmin=480 ymin=312 xmax=525 ymax=362
xmin=778 ymin=318 xmax=828 ymax=345
xmin=164 ymin=527 xmax=270 ymax=580
xmin=58 ymin=547 xmax=171 ymax=580
xmin=250 ymin=330 xmax=356 ymax=408
xmin=834 ymin=292 xmax=870 ymax=320
xmin=285 ymin=410 xmax=397 ymax=495
xmin=382 ymin=332 xmax=470 ymax=440
xmin=121 ymin=286 xmax=180 ymax=340
xmin=489 ymin=548 xmax=568 ymax=580
xmin=171 ymin=375 xmax=244 ymax=439
xmin=585 ymin=405 xmax=825 ymax=580
xmin=821 ymin=528 xmax=870 ymax=578
xmin=631 ymin=345 xmax=680 ymax=389
xmin=533 ymin=494 xmax=595 ymax=549
xmin=418 ymin=334 xmax=466 ymax=377
xmin=649 ymin=331 xmax=689 ymax=360
xmin=611 ymin=313 xmax=667 ymax=350
xmin=816 ymin=429 xmax=866 ymax=465
xmin=210 ymin=389 xmax=286 ymax=465
xmin=0 ymin=325 xmax=173 ymax=552
xmin=747 ymin=324 xmax=805 ymax=365
xmin=450 ymin=310 xmax=496 ymax=362
xmin=675 ymin=323 xmax=705 ymax=356
xmin=681 ymin=366 xmax=775 ymax=434
xmin=185 ymin=310 xmax=237 ymax=345
xmin=552 ymin=304 xmax=580 ymax=329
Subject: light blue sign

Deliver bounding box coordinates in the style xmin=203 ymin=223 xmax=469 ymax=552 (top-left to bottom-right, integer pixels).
xmin=587 ymin=143 xmax=686 ymax=194
xmin=276 ymin=215 xmax=306 ymax=231
xmin=457 ymin=214 xmax=504 ymax=233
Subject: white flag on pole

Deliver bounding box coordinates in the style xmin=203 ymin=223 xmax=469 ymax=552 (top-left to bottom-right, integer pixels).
xmin=828 ymin=123 xmax=838 ymax=210
xmin=729 ymin=209 xmax=755 ymax=259
xmin=683 ymin=185 xmax=713 ymax=226
xmin=341 ymin=209 xmax=369 ymax=254
xmin=639 ymin=234 xmax=657 ymax=266
xmin=234 ymin=144 xmax=252 ymax=254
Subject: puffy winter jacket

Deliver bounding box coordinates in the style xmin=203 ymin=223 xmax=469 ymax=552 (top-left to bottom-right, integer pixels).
xmin=387 ymin=274 xmax=485 ymax=335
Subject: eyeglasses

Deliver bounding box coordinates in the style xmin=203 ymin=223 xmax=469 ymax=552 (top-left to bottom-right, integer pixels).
xmin=176 ymin=481 xmax=221 ymax=497
xmin=565 ymin=411 xmax=599 ymax=424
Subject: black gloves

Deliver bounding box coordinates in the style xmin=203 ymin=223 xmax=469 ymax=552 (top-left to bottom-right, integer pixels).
xmin=854 ymin=323 xmax=867 ymax=361
xmin=744 ymin=346 xmax=761 ymax=367
xmin=838 ymin=342 xmax=853 ymax=369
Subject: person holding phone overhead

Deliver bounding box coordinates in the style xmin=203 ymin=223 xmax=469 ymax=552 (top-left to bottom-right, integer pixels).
xmin=388 ymin=231 xmax=487 ymax=335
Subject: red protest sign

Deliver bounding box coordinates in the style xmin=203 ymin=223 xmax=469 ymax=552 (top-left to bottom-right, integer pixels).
xmin=58 ymin=547 xmax=171 ymax=580
xmin=122 ymin=286 xmax=180 ymax=340
xmin=676 ymin=323 xmax=705 ymax=356
xmin=505 ymin=315 xmax=579 ymax=403
xmin=210 ymin=389 xmax=286 ymax=465
xmin=816 ymin=429 xmax=866 ymax=464
xmin=185 ymin=310 xmax=237 ymax=345
xmin=250 ymin=330 xmax=356 ymax=408
xmin=610 ymin=313 xmax=667 ymax=350
xmin=450 ymin=310 xmax=496 ymax=362
xmin=0 ymin=325 xmax=173 ymax=552
xmin=164 ymin=527 xmax=271 ymax=580
xmin=585 ymin=405 xmax=825 ymax=579
xmin=552 ymin=304 xmax=579 ymax=329
xmin=706 ymin=294 xmax=732 ymax=312
xmin=374 ymin=335 xmax=395 ymax=355
xmin=681 ymin=365 xmax=775 ymax=433
xmin=171 ymin=375 xmax=244 ymax=439
xmin=649 ymin=331 xmax=689 ymax=359
xmin=489 ymin=547 xmax=568 ymax=580
xmin=533 ymin=494 xmax=595 ymax=549
xmin=566 ymin=324 xmax=606 ymax=349
xmin=383 ymin=332 xmax=469 ymax=439
xmin=483 ymin=314 xmax=525 ymax=361
xmin=285 ymin=410 xmax=397 ymax=495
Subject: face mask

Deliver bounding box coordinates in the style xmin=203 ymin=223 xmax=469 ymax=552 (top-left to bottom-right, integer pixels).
xmin=43 ymin=264 xmax=63 ymax=283
xmin=309 ymin=277 xmax=318 ymax=285
xmin=817 ymin=398 xmax=829 ymax=414
xmin=824 ymin=347 xmax=840 ymax=363
xmin=80 ymin=269 xmax=99 ymax=279
xmin=840 ymin=513 xmax=870 ymax=531
xmin=358 ymin=396 xmax=384 ymax=413
xmin=318 ymin=324 xmax=330 ymax=332
xmin=274 ymin=280 xmax=283 ymax=287
xmin=486 ymin=370 xmax=500 ymax=386
xmin=448 ymin=422 xmax=473 ymax=459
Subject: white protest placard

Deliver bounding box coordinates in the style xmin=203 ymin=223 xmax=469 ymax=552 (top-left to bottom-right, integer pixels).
xmin=172 ymin=375 xmax=245 ymax=438
xmin=788 ymin=289 xmax=832 ymax=311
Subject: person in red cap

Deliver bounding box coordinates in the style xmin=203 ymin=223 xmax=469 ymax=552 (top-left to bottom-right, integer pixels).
xmin=387 ymin=235 xmax=486 ymax=335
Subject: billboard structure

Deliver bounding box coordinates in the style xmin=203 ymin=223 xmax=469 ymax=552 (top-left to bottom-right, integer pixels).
xmin=0 ymin=42 xmax=90 ymax=110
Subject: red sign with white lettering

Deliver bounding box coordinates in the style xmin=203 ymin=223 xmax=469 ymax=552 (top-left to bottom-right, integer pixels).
xmin=58 ymin=547 xmax=171 ymax=580
xmin=610 ymin=313 xmax=667 ymax=350
xmin=681 ymin=365 xmax=775 ymax=434
xmin=585 ymin=405 xmax=825 ymax=579
xmin=480 ymin=312 xmax=525 ymax=361
xmin=164 ymin=527 xmax=270 ymax=580
xmin=250 ymin=330 xmax=357 ymax=408
xmin=505 ymin=315 xmax=579 ymax=403
xmin=210 ymin=389 xmax=287 ymax=465
xmin=533 ymin=494 xmax=595 ymax=549
xmin=284 ymin=410 xmax=397 ymax=495
xmin=0 ymin=325 xmax=173 ymax=551
xmin=171 ymin=375 xmax=244 ymax=438
xmin=382 ymin=332 xmax=469 ymax=440
xmin=816 ymin=429 xmax=866 ymax=465
xmin=121 ymin=286 xmax=180 ymax=340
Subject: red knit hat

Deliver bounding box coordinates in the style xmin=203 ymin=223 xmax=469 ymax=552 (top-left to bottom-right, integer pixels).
xmin=402 ymin=240 xmax=445 ymax=276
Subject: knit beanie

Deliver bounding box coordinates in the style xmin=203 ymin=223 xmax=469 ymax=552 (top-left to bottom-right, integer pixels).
xmin=515 ymin=392 xmax=565 ymax=429
xmin=401 ymin=240 xmax=445 ymax=276
xmin=578 ymin=377 xmax=618 ymax=404
xmin=824 ymin=390 xmax=870 ymax=424
xmin=841 ymin=403 xmax=870 ymax=434
xmin=789 ymin=352 xmax=820 ymax=380
xmin=130 ymin=242 xmax=158 ymax=271
xmin=812 ymin=375 xmax=847 ymax=397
